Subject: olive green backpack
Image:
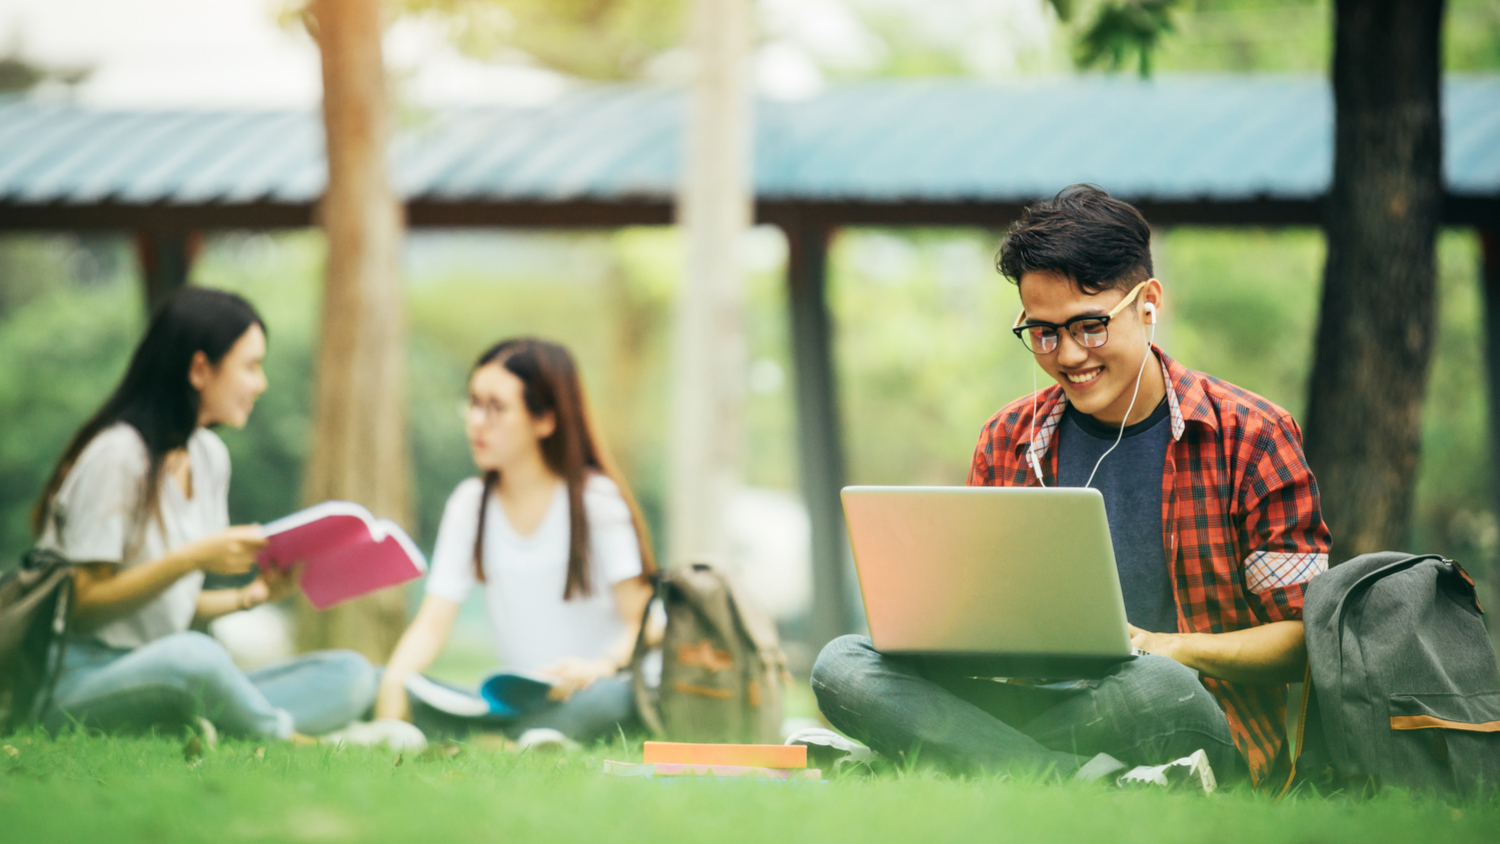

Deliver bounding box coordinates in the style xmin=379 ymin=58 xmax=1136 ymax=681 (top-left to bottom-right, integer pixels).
xmin=629 ymin=563 xmax=788 ymax=743
xmin=0 ymin=549 xmax=74 ymax=732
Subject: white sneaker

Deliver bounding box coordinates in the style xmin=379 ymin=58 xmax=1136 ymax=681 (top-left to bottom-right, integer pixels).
xmin=321 ymin=718 xmax=428 ymax=752
xmin=192 ymin=717 xmax=219 ymax=751
xmin=783 ymin=726 xmax=876 ymax=771
xmin=1073 ymin=752 xmax=1127 ymax=784
xmin=1117 ymin=748 xmax=1217 ymax=793
xmin=516 ymin=728 xmax=579 ymax=753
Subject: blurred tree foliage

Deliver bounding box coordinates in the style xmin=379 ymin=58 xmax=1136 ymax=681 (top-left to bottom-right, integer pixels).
xmin=837 ymin=1 xmax=1498 ymax=78
xmin=1065 ymin=0 xmax=1500 ymax=78
xmin=389 ymin=0 xmax=687 ymax=81
xmin=1068 ymin=0 xmax=1178 ymax=77
xmin=1148 ymin=0 xmax=1498 ymax=75
xmin=0 ymin=238 xmax=139 ymax=557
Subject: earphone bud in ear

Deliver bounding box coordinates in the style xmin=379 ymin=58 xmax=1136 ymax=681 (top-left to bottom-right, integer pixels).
xmin=1144 ymin=302 xmax=1156 ymax=323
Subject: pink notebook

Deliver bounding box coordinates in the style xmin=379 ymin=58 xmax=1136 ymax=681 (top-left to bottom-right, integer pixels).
xmin=256 ymin=502 xmax=427 ymax=609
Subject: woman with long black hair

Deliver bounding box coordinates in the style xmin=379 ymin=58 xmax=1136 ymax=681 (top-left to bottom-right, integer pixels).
xmin=375 ymin=338 xmax=656 ymax=743
xmin=36 ymin=287 xmax=377 ymax=740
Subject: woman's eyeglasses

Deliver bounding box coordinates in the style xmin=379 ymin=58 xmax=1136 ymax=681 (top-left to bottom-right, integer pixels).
xmin=458 ymin=397 xmax=504 ymax=423
xmin=1011 ymin=280 xmax=1150 ymax=355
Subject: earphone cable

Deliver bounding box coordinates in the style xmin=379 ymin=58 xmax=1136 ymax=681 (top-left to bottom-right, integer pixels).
xmin=1028 ymin=357 xmax=1045 ymax=485
xmin=1084 ymin=320 xmax=1157 ymax=490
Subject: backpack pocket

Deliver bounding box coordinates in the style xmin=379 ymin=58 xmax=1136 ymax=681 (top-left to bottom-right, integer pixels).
xmin=1388 ymin=690 xmax=1500 ymax=795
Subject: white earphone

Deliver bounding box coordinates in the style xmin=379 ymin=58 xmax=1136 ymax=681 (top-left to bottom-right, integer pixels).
xmin=1080 ymin=298 xmax=1158 ymax=487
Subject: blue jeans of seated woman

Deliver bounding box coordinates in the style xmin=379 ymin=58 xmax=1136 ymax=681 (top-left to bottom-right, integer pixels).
xmin=47 ymin=631 xmax=378 ymax=739
xmin=811 ymin=635 xmax=1238 ymax=779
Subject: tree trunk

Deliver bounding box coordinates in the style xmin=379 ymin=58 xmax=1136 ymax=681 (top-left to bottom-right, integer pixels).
xmin=298 ymin=0 xmax=411 ymax=662
xmin=1480 ymin=228 xmax=1500 ymax=649
xmin=1303 ymin=0 xmax=1446 ymax=559
xmin=667 ymin=0 xmax=752 ymax=565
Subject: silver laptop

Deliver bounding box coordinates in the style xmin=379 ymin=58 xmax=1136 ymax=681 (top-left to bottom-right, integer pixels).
xmin=841 ymin=485 xmax=1134 ymax=678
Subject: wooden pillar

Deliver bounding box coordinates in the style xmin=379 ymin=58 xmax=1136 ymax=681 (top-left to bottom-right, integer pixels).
xmin=1480 ymin=228 xmax=1500 ymax=638
xmin=784 ymin=223 xmax=855 ymax=649
xmin=299 ymin=0 xmax=411 ymax=662
xmin=134 ymin=230 xmax=199 ymax=315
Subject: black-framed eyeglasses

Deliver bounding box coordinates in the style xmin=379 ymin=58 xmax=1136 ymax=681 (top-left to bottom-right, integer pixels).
xmin=1011 ymin=280 xmax=1150 ymax=355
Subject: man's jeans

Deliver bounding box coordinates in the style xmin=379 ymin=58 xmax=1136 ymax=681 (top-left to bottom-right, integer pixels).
xmin=811 ymin=635 xmax=1238 ymax=778
xmin=47 ymin=631 xmax=378 ymax=739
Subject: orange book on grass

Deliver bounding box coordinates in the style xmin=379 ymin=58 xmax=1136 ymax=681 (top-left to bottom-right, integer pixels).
xmin=642 ymin=741 xmax=806 ymax=769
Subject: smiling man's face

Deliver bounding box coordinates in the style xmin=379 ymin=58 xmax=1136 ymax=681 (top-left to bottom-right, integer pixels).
xmin=1017 ymin=270 xmax=1164 ymax=425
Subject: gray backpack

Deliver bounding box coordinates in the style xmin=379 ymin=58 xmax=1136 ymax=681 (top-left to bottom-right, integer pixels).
xmin=629 ymin=563 xmax=788 ymax=744
xmin=1293 ymin=552 xmax=1500 ymax=796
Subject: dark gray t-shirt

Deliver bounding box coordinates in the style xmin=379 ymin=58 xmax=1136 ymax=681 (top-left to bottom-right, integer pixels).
xmin=1056 ymin=398 xmax=1177 ymax=634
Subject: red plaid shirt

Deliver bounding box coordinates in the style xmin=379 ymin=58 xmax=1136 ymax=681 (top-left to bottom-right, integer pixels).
xmin=967 ymin=348 xmax=1331 ymax=785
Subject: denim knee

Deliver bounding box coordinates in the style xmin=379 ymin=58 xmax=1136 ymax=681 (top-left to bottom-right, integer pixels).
xmin=1116 ymin=655 xmax=1236 ymax=769
xmin=164 ymin=631 xmax=242 ymax=688
xmin=1127 ymin=656 xmax=1225 ymax=729
xmin=809 ymin=635 xmax=881 ymax=715
xmin=317 ymin=649 xmax=378 ymax=710
xmin=810 ymin=636 xmax=875 ymax=693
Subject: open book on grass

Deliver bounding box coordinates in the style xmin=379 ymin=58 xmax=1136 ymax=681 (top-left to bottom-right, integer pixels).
xmin=256 ymin=501 xmax=427 ymax=610
xmin=404 ymin=671 xmax=557 ymax=720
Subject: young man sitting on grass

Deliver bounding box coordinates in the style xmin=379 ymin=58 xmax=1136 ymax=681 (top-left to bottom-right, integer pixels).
xmin=810 ymin=184 xmax=1331 ymax=788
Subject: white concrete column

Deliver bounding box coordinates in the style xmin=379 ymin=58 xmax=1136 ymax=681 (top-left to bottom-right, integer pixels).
xmin=668 ymin=0 xmax=753 ymax=565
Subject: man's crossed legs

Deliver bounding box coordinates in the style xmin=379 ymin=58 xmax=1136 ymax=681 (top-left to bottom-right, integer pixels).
xmin=811 ymin=635 xmax=1238 ymax=780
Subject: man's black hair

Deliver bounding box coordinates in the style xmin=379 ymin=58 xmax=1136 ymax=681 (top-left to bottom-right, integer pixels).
xmin=996 ymin=184 xmax=1153 ymax=295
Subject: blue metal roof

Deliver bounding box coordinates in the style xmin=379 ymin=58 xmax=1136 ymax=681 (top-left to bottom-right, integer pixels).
xmin=0 ymin=77 xmax=1495 ymax=211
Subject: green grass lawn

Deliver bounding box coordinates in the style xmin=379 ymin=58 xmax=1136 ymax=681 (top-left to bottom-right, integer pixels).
xmin=2 ymin=730 xmax=1495 ymax=844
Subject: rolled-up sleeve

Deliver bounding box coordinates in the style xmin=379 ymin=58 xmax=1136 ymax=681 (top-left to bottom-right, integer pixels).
xmin=1237 ymin=415 xmax=1331 ymax=623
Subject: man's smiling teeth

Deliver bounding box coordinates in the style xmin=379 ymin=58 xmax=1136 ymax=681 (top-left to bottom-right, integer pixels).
xmin=1066 ymin=368 xmax=1103 ymax=384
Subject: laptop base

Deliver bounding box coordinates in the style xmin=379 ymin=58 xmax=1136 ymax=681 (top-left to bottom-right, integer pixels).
xmin=880 ymin=650 xmax=1137 ymax=680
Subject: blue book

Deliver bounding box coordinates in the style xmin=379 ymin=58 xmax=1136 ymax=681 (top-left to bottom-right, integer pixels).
xmin=478 ymin=672 xmax=555 ymax=719
xmin=404 ymin=670 xmax=555 ymax=720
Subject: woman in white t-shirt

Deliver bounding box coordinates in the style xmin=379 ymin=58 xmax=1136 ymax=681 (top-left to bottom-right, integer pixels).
xmin=37 ymin=287 xmax=376 ymax=740
xmin=376 ymin=338 xmax=656 ymax=742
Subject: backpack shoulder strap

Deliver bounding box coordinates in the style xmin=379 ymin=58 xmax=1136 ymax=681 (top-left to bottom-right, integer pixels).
xmin=628 ymin=574 xmax=667 ymax=737
xmin=1276 ymin=662 xmax=1313 ymax=800
xmin=722 ymin=572 xmax=789 ymax=678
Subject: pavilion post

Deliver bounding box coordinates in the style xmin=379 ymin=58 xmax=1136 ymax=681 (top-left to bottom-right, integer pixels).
xmin=134 ymin=230 xmax=197 ymax=316
xmin=668 ymin=0 xmax=752 ymax=567
xmin=784 ymin=223 xmax=856 ymax=649
xmin=1480 ymin=228 xmax=1500 ymax=645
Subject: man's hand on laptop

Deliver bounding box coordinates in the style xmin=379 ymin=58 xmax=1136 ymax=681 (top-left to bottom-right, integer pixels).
xmin=1127 ymin=621 xmax=1307 ymax=685
xmin=1126 ymin=624 xmax=1178 ymax=660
